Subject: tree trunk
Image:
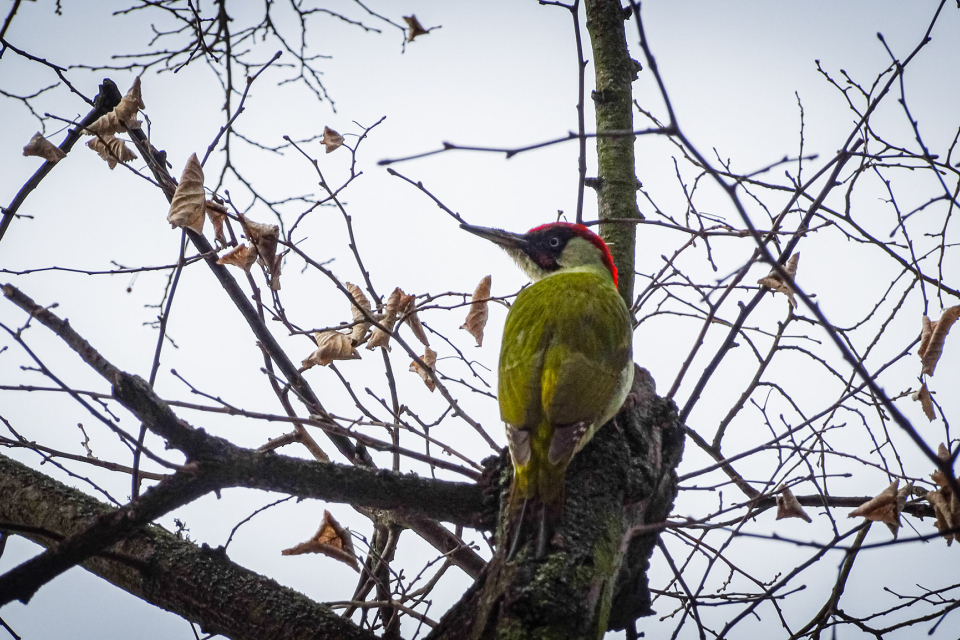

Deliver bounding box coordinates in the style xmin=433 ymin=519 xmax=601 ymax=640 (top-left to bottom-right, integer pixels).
xmin=426 ymin=6 xmax=671 ymax=636
xmin=0 ymin=4 xmax=678 ymax=637
xmin=586 ymin=0 xmax=643 ymax=304
xmin=427 ymin=367 xmax=684 ymax=639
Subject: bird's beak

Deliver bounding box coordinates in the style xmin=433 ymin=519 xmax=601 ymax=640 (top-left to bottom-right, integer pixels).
xmin=460 ymin=224 xmax=529 ymax=251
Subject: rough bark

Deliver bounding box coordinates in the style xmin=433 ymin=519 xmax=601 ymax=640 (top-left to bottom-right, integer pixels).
xmin=1 ymin=3 xmax=674 ymax=634
xmin=0 ymin=360 xmax=683 ymax=638
xmin=0 ymin=452 xmax=376 ymax=640
xmin=427 ymin=367 xmax=684 ymax=639
xmin=586 ymin=0 xmax=643 ymax=304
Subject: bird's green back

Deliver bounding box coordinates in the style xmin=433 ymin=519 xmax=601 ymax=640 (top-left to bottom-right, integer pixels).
xmin=498 ymin=269 xmax=633 ymax=498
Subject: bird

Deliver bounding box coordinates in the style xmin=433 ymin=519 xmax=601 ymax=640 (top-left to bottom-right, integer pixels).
xmin=461 ymin=221 xmax=634 ymax=559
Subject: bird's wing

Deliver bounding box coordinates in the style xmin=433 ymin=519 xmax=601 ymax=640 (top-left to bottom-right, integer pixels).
xmin=539 ymin=273 xmax=632 ymax=430
xmin=498 ymin=283 xmax=550 ymax=430
xmin=498 ymin=271 xmax=632 ymax=434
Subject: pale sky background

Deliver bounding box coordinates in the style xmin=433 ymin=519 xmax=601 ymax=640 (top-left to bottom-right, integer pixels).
xmin=1 ymin=1 xmax=959 ymax=638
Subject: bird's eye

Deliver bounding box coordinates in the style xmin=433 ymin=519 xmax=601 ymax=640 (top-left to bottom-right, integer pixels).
xmin=548 ymin=236 xmax=561 ymax=248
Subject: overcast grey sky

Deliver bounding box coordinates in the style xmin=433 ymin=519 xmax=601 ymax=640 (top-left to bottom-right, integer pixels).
xmin=1 ymin=1 xmax=959 ymax=638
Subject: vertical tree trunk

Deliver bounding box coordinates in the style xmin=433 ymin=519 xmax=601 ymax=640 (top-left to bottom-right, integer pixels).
xmin=586 ymin=0 xmax=642 ymax=304
xmin=427 ymin=368 xmax=684 ymax=639
xmin=427 ymin=5 xmax=677 ymax=638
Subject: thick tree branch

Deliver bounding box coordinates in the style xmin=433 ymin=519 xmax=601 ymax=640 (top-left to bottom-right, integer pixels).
xmin=0 ymin=464 xmax=214 ymax=605
xmin=0 ymin=453 xmax=377 ymax=640
xmin=117 ymin=110 xmax=489 ymax=576
xmin=2 ymin=283 xmax=490 ymax=591
xmin=0 ymin=437 xmax=485 ymax=606
xmin=0 ymin=287 xmax=486 ymax=524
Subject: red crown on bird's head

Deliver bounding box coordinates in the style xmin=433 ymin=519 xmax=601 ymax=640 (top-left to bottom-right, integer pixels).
xmin=528 ymin=222 xmax=618 ymax=287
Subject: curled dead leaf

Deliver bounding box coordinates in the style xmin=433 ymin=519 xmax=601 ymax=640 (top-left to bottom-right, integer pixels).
xmin=239 ymin=215 xmax=281 ymax=290
xmin=461 ymin=275 xmax=491 ymax=347
xmin=345 ymin=283 xmax=373 ymax=345
xmin=166 ymin=153 xmax=206 ymax=233
xmin=403 ymin=15 xmax=430 ymax=41
xmin=911 ymin=383 xmax=936 ymax=422
xmin=86 ymin=77 xmax=144 ymax=136
xmin=926 ymin=490 xmax=958 ymax=546
xmin=410 ymin=347 xmax=438 ymax=392
xmin=926 ymin=443 xmax=960 ymax=546
xmin=87 ymin=134 xmax=138 ymax=170
xmin=88 ymin=77 xmax=144 ymax=135
xmin=302 ymin=331 xmax=361 ymax=369
xmin=848 ymin=479 xmax=911 ymax=537
xmin=216 ymin=244 xmax=258 ymax=272
xmin=22 ymin=132 xmax=66 ymax=163
xmin=115 ymin=76 xmax=145 ymax=126
xmin=206 ymin=199 xmax=229 ymax=247
xmin=320 ymin=126 xmax=343 ymax=154
xmin=775 ymin=485 xmax=812 ymax=523
xmin=918 ymin=306 xmax=959 ymax=377
xmin=400 ymin=293 xmax=429 ymax=347
xmin=86 ymin=112 xmax=126 ymax=137
xmin=757 ymin=253 xmax=800 ymax=308
xmin=281 ymin=509 xmax=359 ymax=571
xmin=367 ymin=287 xmax=404 ymax=351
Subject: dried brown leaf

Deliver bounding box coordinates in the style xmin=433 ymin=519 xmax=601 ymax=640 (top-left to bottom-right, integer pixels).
xmin=775 ymin=485 xmax=812 ymax=523
xmin=367 ymin=287 xmax=404 ymax=351
xmin=87 ymin=134 xmax=138 ymax=170
xmin=302 ymin=331 xmax=361 ymax=369
xmin=320 ymin=126 xmax=343 ymax=154
xmin=403 ymin=15 xmax=430 ymax=41
xmin=937 ymin=442 xmax=951 ymax=464
xmin=206 ymin=199 xmax=228 ymax=247
xmin=216 ymin=244 xmax=258 ymax=272
xmin=22 ymin=132 xmax=66 ymax=163
xmin=911 ymin=383 xmax=936 ymax=422
xmin=918 ymin=306 xmax=959 ymax=377
xmin=115 ymin=76 xmax=145 ymax=126
xmin=848 ymin=479 xmax=907 ymax=537
xmin=410 ymin=347 xmax=438 ymax=392
xmin=86 ymin=110 xmax=143 ymax=137
xmin=784 ymin=252 xmax=799 ymax=278
xmin=926 ymin=443 xmax=960 ymax=546
xmin=926 ymin=489 xmax=958 ymax=545
xmin=931 ymin=443 xmax=952 ymax=490
xmin=281 ymin=509 xmax=359 ymax=571
xmin=86 ymin=111 xmax=127 ymax=137
xmin=918 ymin=315 xmax=934 ymax=360
xmin=166 ymin=153 xmax=205 ymax=233
xmin=461 ymin=275 xmax=491 ymax=347
xmin=343 ymin=283 xmax=373 ymax=345
xmin=87 ymin=77 xmax=144 ymax=135
xmin=400 ymin=293 xmax=429 ymax=347
xmin=239 ymin=215 xmax=281 ymax=290
xmin=757 ymin=253 xmax=800 ymax=308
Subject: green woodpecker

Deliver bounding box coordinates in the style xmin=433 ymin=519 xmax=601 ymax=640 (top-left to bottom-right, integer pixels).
xmin=462 ymin=221 xmax=634 ymax=558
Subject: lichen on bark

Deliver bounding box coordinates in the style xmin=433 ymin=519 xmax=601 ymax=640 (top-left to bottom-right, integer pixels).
xmin=428 ymin=367 xmax=684 ymax=639
xmin=586 ymin=0 xmax=643 ymax=305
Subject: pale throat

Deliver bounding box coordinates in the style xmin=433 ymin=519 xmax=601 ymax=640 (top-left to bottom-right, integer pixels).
xmin=506 ymin=237 xmax=612 ymax=283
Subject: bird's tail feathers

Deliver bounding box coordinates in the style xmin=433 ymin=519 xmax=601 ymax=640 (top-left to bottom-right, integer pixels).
xmin=505 ymin=466 xmax=566 ymax=562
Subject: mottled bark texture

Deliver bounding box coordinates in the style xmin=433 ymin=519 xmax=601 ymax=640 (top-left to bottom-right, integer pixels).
xmin=586 ymin=0 xmax=643 ymax=304
xmin=427 ymin=367 xmax=684 ymax=639
xmin=0 ymin=452 xmax=376 ymax=640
